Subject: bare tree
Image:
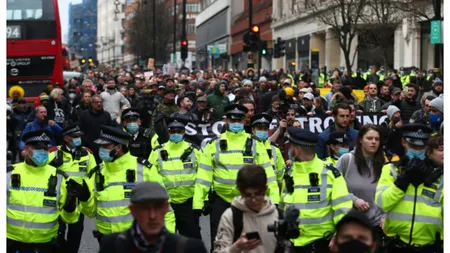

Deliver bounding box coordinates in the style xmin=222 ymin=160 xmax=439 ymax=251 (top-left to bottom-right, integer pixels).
xmin=303 ymin=0 xmax=367 ymax=72
xmin=397 ymin=0 xmax=439 ymax=21
xmin=127 ymin=1 xmax=173 ymax=65
xmin=358 ymin=0 xmax=405 ymax=72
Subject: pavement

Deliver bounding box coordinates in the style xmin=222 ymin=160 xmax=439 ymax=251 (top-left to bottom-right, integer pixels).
xmin=78 ymin=216 xmax=211 ymax=252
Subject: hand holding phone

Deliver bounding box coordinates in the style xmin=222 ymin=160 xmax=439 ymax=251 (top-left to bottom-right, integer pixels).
xmin=245 ymin=231 xmax=261 ymax=240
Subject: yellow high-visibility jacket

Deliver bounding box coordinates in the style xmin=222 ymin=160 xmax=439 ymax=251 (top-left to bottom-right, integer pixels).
xmin=7 ymin=162 xmax=79 ymax=243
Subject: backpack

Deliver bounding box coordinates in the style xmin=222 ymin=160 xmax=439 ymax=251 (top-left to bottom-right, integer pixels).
xmin=231 ymin=205 xmax=282 ymax=243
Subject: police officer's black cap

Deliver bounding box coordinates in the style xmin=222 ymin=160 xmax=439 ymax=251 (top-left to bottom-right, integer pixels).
xmin=22 ymin=129 xmax=53 ymax=146
xmin=336 ymin=210 xmax=374 ymax=235
xmin=94 ymin=126 xmax=132 ymax=145
xmin=62 ymin=123 xmax=84 ymax=137
xmin=286 ymin=127 xmax=318 ymax=147
xmin=167 ymin=117 xmax=186 ymax=130
xmin=399 ymin=123 xmax=433 ymax=146
xmin=326 ymin=131 xmax=349 ymax=145
xmin=225 ymin=104 xmax=248 ymax=120
xmin=131 ymin=181 xmax=169 ymax=204
xmin=251 ymin=114 xmax=272 ymax=127
xmin=121 ymin=108 xmax=140 ymax=121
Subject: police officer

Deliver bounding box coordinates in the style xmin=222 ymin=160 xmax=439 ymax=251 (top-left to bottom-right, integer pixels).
xmin=324 ymin=131 xmax=350 ymax=166
xmin=48 ymin=124 xmax=97 ymax=253
xmin=375 ymin=124 xmax=442 ymax=253
xmin=193 ymin=104 xmax=280 ymax=249
xmin=121 ymin=108 xmax=159 ymax=159
xmin=283 ymin=127 xmax=352 ymax=253
xmin=7 ymin=130 xmax=79 ymax=253
xmin=80 ymin=126 xmax=176 ymax=243
xmin=149 ymin=116 xmax=202 ymax=239
xmin=251 ymin=114 xmax=285 ymax=186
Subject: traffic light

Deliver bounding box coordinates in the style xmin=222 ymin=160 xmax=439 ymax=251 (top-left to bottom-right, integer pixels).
xmin=80 ymin=58 xmax=86 ymax=64
xmin=274 ymin=37 xmax=286 ymax=59
xmin=243 ymin=25 xmax=260 ymax=52
xmin=181 ymin=38 xmax=188 ymax=60
xmin=88 ymin=57 xmax=93 ymax=63
xmin=260 ymin=40 xmax=268 ymax=55
xmin=277 ymin=37 xmax=285 ymax=57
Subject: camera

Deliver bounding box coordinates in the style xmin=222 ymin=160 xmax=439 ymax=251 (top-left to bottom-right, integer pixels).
xmin=267 ymin=206 xmax=300 ymax=240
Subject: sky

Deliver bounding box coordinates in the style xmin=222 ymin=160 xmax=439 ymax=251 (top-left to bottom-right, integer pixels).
xmin=59 ymin=0 xmax=82 ymax=43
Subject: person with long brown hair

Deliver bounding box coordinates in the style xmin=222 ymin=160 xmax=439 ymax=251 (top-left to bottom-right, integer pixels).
xmin=336 ymin=124 xmax=385 ymax=231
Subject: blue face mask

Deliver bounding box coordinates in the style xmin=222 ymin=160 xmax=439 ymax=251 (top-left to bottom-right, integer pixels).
xmin=99 ymin=147 xmax=114 ymax=162
xmin=400 ymin=71 xmax=404 ymax=75
xmin=428 ymin=113 xmax=442 ymax=124
xmin=29 ymin=149 xmax=49 ymax=166
xmin=337 ymin=147 xmax=349 ymax=157
xmin=72 ymin=137 xmax=82 ymax=147
xmin=407 ymin=148 xmax=426 ymax=160
xmin=255 ymin=130 xmax=269 ymax=141
xmin=288 ymin=150 xmax=294 ymax=162
xmin=169 ymin=134 xmax=183 ymax=143
xmin=126 ymin=123 xmax=139 ymax=134
xmin=229 ymin=123 xmax=244 ymax=133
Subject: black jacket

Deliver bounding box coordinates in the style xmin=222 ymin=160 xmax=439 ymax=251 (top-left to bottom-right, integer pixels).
xmin=99 ymin=229 xmax=207 ymax=253
xmin=79 ymin=108 xmax=113 ymax=155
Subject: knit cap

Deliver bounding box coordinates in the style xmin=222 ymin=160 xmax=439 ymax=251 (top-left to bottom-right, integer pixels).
xmin=429 ymin=97 xmax=444 ymax=113
xmin=386 ymin=105 xmax=400 ymax=119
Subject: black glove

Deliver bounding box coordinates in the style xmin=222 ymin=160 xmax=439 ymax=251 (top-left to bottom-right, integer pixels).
xmin=68 ymin=179 xmax=91 ymax=202
xmin=202 ymin=201 xmax=212 ymax=216
xmin=406 ymin=158 xmax=428 ymax=187
xmin=63 ymin=185 xmax=77 ymax=212
xmin=394 ymin=173 xmax=411 ymax=192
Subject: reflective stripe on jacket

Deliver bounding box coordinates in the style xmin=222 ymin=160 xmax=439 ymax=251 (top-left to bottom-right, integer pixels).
xmin=193 ymin=131 xmax=279 ymax=210
xmin=375 ymin=163 xmax=443 ymax=245
xmin=7 ymin=163 xmax=79 ymax=243
xmin=283 ymin=156 xmax=352 ymax=247
xmin=80 ymin=151 xmax=176 ymax=235
xmin=150 ymin=141 xmax=201 ymax=204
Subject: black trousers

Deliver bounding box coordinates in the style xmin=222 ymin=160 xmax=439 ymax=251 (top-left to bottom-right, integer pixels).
xmin=293 ymin=238 xmax=330 ymax=253
xmin=171 ymin=198 xmax=202 ymax=239
xmin=58 ymin=214 xmax=84 ymax=253
xmin=209 ymin=195 xmax=231 ymax=252
xmin=7 ymin=239 xmax=53 ymax=253
xmin=385 ymin=245 xmax=440 ymax=253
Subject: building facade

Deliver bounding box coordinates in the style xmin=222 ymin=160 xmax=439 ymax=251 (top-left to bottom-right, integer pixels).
xmin=96 ymin=0 xmax=125 ymax=67
xmin=195 ymin=0 xmax=243 ymax=70
xmin=271 ymin=0 xmax=440 ymax=73
xmin=68 ymin=3 xmax=83 ymax=58
xmin=81 ymin=0 xmax=98 ymax=60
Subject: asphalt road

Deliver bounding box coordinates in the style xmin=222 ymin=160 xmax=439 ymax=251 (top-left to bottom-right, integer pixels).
xmin=78 ymin=216 xmax=212 ymax=253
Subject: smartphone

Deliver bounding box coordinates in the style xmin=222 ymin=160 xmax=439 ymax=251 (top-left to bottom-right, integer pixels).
xmin=245 ymin=231 xmax=261 ymax=240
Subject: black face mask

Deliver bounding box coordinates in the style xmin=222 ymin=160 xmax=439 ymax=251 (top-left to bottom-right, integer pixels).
xmin=337 ymin=239 xmax=372 ymax=253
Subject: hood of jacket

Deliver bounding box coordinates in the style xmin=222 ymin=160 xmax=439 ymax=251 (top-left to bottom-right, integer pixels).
xmin=231 ymin=196 xmax=276 ymax=217
xmin=213 ymin=81 xmax=225 ymax=96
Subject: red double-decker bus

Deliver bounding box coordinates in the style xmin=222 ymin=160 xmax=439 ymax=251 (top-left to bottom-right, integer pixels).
xmin=7 ymin=0 xmax=64 ymax=101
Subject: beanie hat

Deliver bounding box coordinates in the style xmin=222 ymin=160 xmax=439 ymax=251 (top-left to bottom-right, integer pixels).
xmin=433 ymin=78 xmax=443 ymax=86
xmin=259 ymin=76 xmax=267 ymax=82
xmin=285 ymin=87 xmax=295 ymax=97
xmin=243 ymin=79 xmax=253 ymax=87
xmin=386 ymin=105 xmax=400 ymax=119
xmin=429 ymin=97 xmax=444 ymax=113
